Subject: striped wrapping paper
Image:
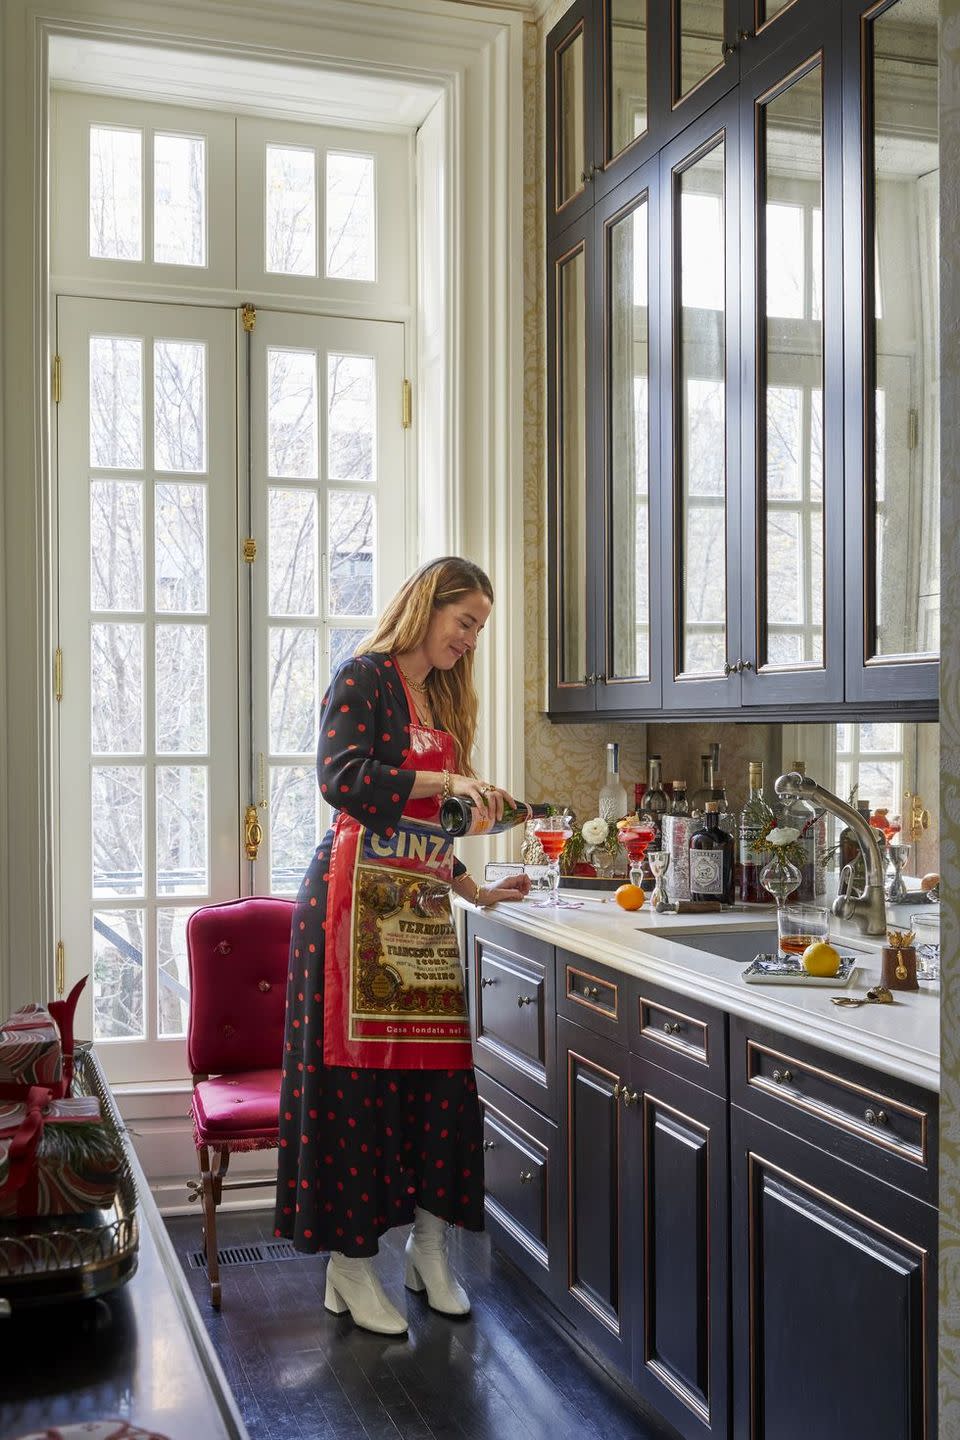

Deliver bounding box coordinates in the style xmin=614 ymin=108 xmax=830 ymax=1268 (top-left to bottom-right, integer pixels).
xmin=0 ymin=1093 xmax=122 ymax=1217
xmin=0 ymin=1004 xmax=63 ymax=1092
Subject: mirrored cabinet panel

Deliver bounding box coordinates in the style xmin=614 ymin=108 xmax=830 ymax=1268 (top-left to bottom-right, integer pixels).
xmin=608 ymin=0 xmax=649 ymax=162
xmin=557 ymin=27 xmax=587 ymax=210
xmin=675 ymin=0 xmax=726 ymax=102
xmin=868 ymin=0 xmax=939 ymax=661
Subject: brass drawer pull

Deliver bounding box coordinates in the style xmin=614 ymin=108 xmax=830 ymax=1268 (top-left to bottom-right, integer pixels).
xmin=613 ymin=1082 xmax=623 ymax=1102
xmin=517 ymin=994 xmax=535 ymax=1007
xmin=865 ymin=1108 xmax=889 ymax=1127
xmin=482 ymin=1139 xmax=496 ymax=1151
xmin=663 ymin=1020 xmax=681 ymax=1035
xmin=772 ymin=1067 xmax=793 ymax=1085
xmin=621 ymin=1087 xmax=639 ymax=1107
xmin=480 ymin=977 xmax=497 ymax=988
xmin=582 ymin=984 xmax=600 ymax=999
xmin=519 ymin=1170 xmax=534 ymax=1184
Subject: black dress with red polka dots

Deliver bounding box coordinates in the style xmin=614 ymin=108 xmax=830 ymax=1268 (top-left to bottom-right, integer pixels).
xmin=273 ymin=653 xmax=484 ymax=1258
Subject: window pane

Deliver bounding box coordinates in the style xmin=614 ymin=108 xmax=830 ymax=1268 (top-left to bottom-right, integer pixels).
xmin=90 ymin=126 xmax=142 ymax=261
xmin=766 ymin=387 xmax=803 ymax=499
xmin=92 ymin=767 xmax=144 ymax=897
xmin=326 ymin=152 xmax=376 ymax=281
xmin=155 ymin=483 xmax=207 ymax=612
xmin=91 ymin=481 xmax=143 ymax=611
xmin=156 ymin=624 xmax=208 ymax=753
xmin=91 ymin=623 xmax=143 ymax=753
xmin=93 ymin=909 xmax=145 ymax=1040
xmin=765 ymin=203 xmax=804 ymax=319
xmin=857 ymin=760 xmax=899 ymax=813
xmin=609 ymin=0 xmax=648 ymax=157
xmin=269 ymin=488 xmax=318 ymax=617
xmin=329 ymin=491 xmax=374 ymax=616
xmin=90 ymin=337 xmax=143 ymax=470
xmin=680 ymin=193 xmax=724 ymax=311
xmin=154 ymin=340 xmax=206 ymax=472
xmin=156 ymin=765 xmax=208 ymax=894
xmin=266 ymin=145 xmax=317 ymax=276
xmin=677 ymin=0 xmax=723 ymax=100
xmin=270 ymin=765 xmax=318 ymax=893
xmin=268 ymin=349 xmax=318 ymax=479
xmin=154 ymin=133 xmax=206 ymax=267
xmin=158 ymin=908 xmax=191 ymax=1038
xmin=330 ymin=627 xmax=370 ymax=672
xmin=270 ymin=628 xmax=319 ymax=755
xmin=328 ymin=354 xmax=375 ymax=482
xmin=858 ymin=722 xmax=901 ymax=753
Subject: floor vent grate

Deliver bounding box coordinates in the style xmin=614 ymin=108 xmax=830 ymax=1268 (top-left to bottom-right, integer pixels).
xmin=186 ymin=1240 xmax=305 ymax=1269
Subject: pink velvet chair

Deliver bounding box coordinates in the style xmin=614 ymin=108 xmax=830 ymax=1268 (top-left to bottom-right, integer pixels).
xmin=186 ymin=896 xmax=294 ymax=1306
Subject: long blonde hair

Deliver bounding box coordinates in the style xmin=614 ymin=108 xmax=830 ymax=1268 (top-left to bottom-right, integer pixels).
xmin=359 ymin=557 xmax=494 ymax=775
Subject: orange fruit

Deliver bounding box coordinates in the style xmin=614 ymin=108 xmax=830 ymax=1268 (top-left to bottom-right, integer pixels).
xmin=614 ymin=883 xmax=645 ymax=911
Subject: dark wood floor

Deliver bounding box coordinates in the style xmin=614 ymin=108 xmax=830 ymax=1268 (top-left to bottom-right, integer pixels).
xmin=164 ymin=1208 xmax=661 ymax=1440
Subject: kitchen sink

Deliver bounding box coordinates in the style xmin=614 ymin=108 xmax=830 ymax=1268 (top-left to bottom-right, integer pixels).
xmin=663 ymin=928 xmax=778 ymax=963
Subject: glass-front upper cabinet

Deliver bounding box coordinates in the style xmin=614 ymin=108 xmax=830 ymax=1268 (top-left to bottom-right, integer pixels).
xmin=605 ymin=0 xmax=650 ymax=170
xmin=547 ymin=216 xmax=599 ymax=712
xmin=596 ymin=163 xmax=661 ymax=710
xmin=548 ymin=0 xmax=599 ymax=232
xmin=844 ymin=0 xmax=939 ymax=703
xmin=660 ymin=96 xmax=742 ymax=711
xmin=739 ymin=17 xmax=845 ymax=706
xmin=671 ymin=0 xmax=738 ymax=117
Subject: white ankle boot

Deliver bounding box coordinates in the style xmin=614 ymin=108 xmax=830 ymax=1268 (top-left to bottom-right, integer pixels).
xmin=325 ymin=1252 xmax=408 ymax=1335
xmin=404 ymin=1206 xmax=471 ymax=1316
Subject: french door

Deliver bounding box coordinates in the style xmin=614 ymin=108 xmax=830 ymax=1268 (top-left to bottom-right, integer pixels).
xmin=56 ymin=297 xmax=406 ymax=1082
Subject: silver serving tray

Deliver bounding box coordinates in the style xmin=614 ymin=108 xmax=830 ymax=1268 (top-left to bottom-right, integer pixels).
xmin=0 ymin=1043 xmax=139 ymax=1311
xmin=741 ymin=953 xmax=858 ymax=987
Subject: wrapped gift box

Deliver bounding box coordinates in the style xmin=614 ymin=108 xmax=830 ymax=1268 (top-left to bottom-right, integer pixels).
xmin=0 ymin=1004 xmax=63 ymax=1094
xmin=0 ymin=1088 xmax=122 ymax=1217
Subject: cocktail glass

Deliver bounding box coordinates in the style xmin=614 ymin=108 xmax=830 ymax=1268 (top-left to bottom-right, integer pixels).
xmin=532 ymin=814 xmax=576 ymax=908
xmin=617 ymin=821 xmax=656 ymax=889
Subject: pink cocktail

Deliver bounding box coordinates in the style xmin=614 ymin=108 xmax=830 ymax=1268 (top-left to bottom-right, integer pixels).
xmin=617 ymin=822 xmax=656 ymax=887
xmin=533 ymin=816 xmax=576 ymax=907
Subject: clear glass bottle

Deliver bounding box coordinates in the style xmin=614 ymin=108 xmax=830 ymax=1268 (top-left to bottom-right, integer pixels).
xmin=739 ymin=761 xmax=776 ymax=904
xmin=670 ymin=781 xmax=689 ymax=816
xmin=599 ymin=741 xmax=629 ymax=822
xmin=689 ymin=802 xmax=735 ymax=905
xmin=779 ymin=759 xmax=819 ymax=903
xmin=641 ymin=755 xmax=669 ymax=844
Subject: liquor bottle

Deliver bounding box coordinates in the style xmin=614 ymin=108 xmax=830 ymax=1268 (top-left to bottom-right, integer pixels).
xmin=641 ymin=756 xmax=669 ymax=844
xmin=739 ymin=761 xmax=776 ymax=904
xmin=633 ymin=781 xmax=647 ymax=814
xmin=690 ymin=754 xmax=722 ymax=816
xmin=670 ymin=781 xmax=689 ymax=816
xmin=689 ymin=803 xmax=735 ymax=905
xmin=780 ymin=760 xmax=819 ymax=903
xmin=598 ymin=742 xmax=629 ymax=822
xmin=439 ymin=796 xmax=552 ymax=838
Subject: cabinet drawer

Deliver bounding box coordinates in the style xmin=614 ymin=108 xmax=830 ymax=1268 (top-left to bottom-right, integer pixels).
xmin=630 ymin=980 xmax=728 ymax=1096
xmin=556 ymin=950 xmax=628 ymax=1044
xmin=476 ymin=1070 xmax=560 ymax=1294
xmin=467 ymin=913 xmax=556 ymax=1115
xmin=731 ymin=1017 xmax=938 ymax=1206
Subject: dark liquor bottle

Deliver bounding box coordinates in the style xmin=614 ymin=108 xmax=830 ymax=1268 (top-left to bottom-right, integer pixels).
xmin=689 ymin=803 xmax=735 ymax=905
xmin=642 ymin=756 xmax=669 ymax=844
xmin=670 ymin=781 xmax=689 ymax=816
xmin=739 ymin=761 xmax=776 ymax=904
xmin=439 ymin=797 xmax=551 ymax=838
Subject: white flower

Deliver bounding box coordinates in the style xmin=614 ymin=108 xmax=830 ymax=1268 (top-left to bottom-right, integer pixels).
xmin=766 ymin=826 xmax=800 ymax=847
xmin=582 ymin=817 xmax=610 ymax=846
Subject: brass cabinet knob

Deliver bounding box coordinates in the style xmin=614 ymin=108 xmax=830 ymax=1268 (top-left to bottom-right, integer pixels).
xmin=583 ymin=984 xmax=600 ymax=999
xmin=517 ymin=995 xmax=535 ymax=1007
xmin=621 ymin=1088 xmax=639 ymax=1107
xmin=520 ymin=1170 xmax=534 ymax=1184
xmin=613 ymin=1083 xmax=623 ymax=1102
xmin=483 ymin=1138 xmax=496 ymax=1151
xmin=772 ymin=1067 xmax=793 ymax=1085
xmin=663 ymin=1020 xmax=681 ymax=1035
xmin=865 ymin=1108 xmax=888 ymax=1126
xmin=480 ymin=976 xmax=497 ymax=988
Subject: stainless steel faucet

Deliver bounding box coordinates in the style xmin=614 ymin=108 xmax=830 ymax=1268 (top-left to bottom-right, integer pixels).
xmin=774 ymin=771 xmax=887 ymax=937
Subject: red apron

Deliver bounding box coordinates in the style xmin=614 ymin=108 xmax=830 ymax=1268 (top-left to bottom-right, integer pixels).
xmin=322 ymin=674 xmax=472 ymax=1071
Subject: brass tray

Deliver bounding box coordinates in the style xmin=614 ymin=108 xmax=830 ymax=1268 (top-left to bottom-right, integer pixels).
xmin=0 ymin=1042 xmax=139 ymax=1312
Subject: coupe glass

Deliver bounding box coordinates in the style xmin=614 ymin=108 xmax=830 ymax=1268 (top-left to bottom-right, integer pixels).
xmin=532 ymin=814 xmax=576 ymax=908
xmin=617 ymin=820 xmax=656 ymax=888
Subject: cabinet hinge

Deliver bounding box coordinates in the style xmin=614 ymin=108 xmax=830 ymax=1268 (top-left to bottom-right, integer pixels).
xmin=56 ymin=940 xmax=65 ymax=998
xmin=907 ymin=408 xmax=919 ymax=451
xmin=52 ymin=354 xmax=62 ymax=405
xmin=242 ymin=538 xmax=257 ymax=563
xmin=241 ymin=303 xmax=257 ymax=332
xmin=54 ymin=646 xmax=63 ymax=703
xmin=401 ymin=379 xmax=412 ymax=430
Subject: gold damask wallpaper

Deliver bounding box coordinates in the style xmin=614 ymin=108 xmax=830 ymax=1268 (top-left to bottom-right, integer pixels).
xmin=940 ymin=3 xmax=960 ymax=1420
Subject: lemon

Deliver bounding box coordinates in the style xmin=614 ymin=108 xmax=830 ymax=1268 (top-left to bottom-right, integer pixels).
xmin=801 ymin=940 xmax=841 ymax=977
xmin=614 ymin=883 xmax=645 ymax=911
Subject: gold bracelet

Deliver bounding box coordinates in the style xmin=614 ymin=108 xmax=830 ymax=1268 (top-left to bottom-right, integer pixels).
xmin=441 ymin=769 xmax=453 ymax=801
xmin=470 ymin=877 xmax=484 ymax=906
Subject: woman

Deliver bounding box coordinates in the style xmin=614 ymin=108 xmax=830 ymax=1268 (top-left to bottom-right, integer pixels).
xmin=274 ymin=557 xmax=530 ymax=1336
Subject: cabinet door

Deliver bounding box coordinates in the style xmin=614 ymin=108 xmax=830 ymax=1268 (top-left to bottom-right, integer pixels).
xmin=731 ymin=1105 xmax=936 ymax=1439
xmin=547 ymin=0 xmax=600 ymax=238
xmin=842 ymin=0 xmax=939 ymax=708
xmin=668 ymin=0 xmax=739 ymax=126
xmin=547 ymin=213 xmax=602 ymax=714
xmin=659 ymin=95 xmax=743 ymax=712
xmin=595 ymin=162 xmax=663 ymax=712
xmin=736 ymin=0 xmax=823 ymax=74
xmin=557 ymin=1016 xmax=633 ymax=1371
xmin=737 ymin=16 xmax=845 ymax=705
xmin=628 ymin=1057 xmax=729 ymax=1440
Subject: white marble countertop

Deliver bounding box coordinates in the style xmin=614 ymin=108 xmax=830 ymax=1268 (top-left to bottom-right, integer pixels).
xmin=457 ymin=894 xmax=940 ymax=1093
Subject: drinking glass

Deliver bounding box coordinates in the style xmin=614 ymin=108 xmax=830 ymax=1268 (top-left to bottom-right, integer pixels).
xmin=532 ymin=814 xmax=576 ymax=908
xmin=777 ymin=903 xmax=829 ymax=959
xmin=617 ymin=821 xmax=656 ymax=888
xmin=911 ymin=910 xmax=940 ymax=983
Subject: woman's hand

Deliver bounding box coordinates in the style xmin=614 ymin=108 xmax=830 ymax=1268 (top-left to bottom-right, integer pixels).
xmin=481 ymin=874 xmax=532 ymax=905
xmin=449 ymin=772 xmax=517 ymax=825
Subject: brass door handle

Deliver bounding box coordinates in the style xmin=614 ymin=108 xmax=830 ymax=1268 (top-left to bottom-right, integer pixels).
xmin=243 ymin=804 xmax=263 ymax=861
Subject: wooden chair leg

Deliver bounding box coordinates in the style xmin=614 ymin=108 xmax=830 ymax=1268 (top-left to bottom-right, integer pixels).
xmin=212 ymin=1145 xmax=230 ymax=1206
xmin=198 ymin=1144 xmax=222 ymax=1308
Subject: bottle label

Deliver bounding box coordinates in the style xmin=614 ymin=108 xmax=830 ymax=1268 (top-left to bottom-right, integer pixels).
xmin=690 ymin=851 xmax=723 ymax=896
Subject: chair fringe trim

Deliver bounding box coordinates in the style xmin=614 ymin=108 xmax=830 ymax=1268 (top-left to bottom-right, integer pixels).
xmin=193 ymin=1123 xmax=280 ymax=1155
